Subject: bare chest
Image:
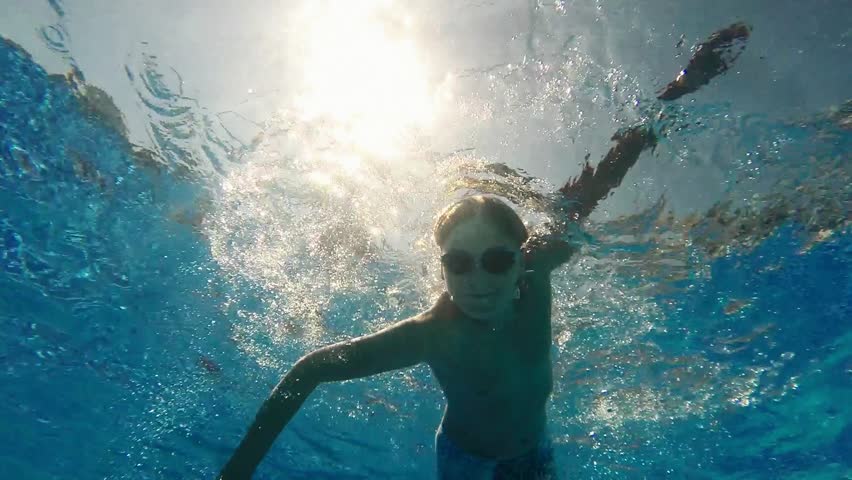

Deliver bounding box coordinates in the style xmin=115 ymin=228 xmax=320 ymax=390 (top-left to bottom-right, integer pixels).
xmin=428 ymin=312 xmax=553 ymax=409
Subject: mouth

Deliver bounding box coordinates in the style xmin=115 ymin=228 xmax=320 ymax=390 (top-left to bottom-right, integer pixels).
xmin=467 ymin=292 xmax=497 ymax=299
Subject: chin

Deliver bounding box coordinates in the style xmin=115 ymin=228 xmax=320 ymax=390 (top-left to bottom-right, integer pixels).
xmin=459 ymin=300 xmax=510 ymax=321
xmin=461 ymin=308 xmax=495 ymax=321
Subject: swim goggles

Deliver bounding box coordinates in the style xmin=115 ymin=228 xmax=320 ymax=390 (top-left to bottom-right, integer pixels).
xmin=440 ymin=247 xmax=518 ymax=275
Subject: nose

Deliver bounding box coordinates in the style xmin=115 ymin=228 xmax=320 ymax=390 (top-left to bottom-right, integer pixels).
xmin=460 ymin=266 xmax=493 ymax=288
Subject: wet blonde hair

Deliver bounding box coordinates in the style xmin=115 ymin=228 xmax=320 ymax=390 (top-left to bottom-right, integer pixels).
xmin=433 ymin=195 xmax=529 ymax=248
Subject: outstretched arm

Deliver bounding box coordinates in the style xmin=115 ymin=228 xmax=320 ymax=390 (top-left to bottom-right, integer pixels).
xmin=657 ymin=22 xmax=751 ymax=101
xmin=218 ymin=316 xmax=431 ymax=479
xmin=524 ymin=126 xmax=657 ymax=273
xmin=218 ymin=360 xmax=315 ymax=479
xmin=525 ymin=21 xmax=751 ymax=273
xmin=558 ymin=126 xmax=657 ymax=222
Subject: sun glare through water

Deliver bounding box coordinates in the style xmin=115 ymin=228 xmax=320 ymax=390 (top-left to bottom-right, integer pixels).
xmin=206 ymin=1 xmax=460 ymax=357
xmin=292 ymin=0 xmax=443 ymax=159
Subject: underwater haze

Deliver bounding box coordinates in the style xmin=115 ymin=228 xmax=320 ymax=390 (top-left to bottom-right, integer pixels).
xmin=1 ymin=0 xmax=850 ymax=478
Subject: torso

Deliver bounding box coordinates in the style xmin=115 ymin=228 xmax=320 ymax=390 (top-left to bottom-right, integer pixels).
xmin=423 ymin=271 xmax=554 ymax=459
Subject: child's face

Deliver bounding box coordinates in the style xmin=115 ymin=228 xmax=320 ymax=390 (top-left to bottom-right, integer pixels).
xmin=440 ymin=216 xmax=523 ymax=323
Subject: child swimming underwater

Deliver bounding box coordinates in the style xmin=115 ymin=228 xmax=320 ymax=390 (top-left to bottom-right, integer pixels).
xmin=219 ymin=22 xmax=750 ymax=480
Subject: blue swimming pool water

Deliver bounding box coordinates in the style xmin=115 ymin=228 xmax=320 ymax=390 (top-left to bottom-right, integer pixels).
xmin=1 ymin=1 xmax=850 ymax=479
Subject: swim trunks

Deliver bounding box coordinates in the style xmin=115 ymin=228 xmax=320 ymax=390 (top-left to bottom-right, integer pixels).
xmin=435 ymin=425 xmax=559 ymax=479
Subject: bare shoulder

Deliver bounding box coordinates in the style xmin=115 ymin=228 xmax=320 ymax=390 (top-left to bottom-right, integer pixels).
xmin=415 ymin=292 xmax=460 ymax=359
xmin=417 ymin=291 xmax=453 ymax=323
